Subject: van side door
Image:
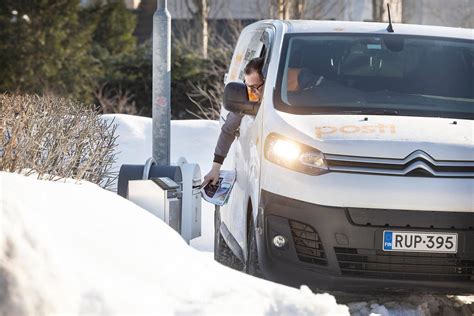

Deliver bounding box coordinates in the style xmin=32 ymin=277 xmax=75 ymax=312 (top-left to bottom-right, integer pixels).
xmin=225 ymin=27 xmax=274 ymax=258
xmin=218 ymin=27 xmax=264 ymax=234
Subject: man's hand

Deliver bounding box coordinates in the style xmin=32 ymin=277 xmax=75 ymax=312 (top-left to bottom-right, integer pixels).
xmin=202 ymin=162 xmax=222 ymax=187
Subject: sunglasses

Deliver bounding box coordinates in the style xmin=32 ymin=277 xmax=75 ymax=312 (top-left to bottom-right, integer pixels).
xmin=244 ymin=80 xmax=265 ymax=92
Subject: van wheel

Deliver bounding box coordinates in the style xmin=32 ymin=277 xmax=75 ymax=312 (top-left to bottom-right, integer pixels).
xmin=214 ymin=206 xmax=244 ymax=270
xmin=245 ymin=216 xmax=263 ymax=277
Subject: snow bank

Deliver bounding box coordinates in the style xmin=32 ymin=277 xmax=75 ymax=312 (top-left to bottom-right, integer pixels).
xmin=347 ymin=294 xmax=474 ymax=316
xmin=0 ymin=172 xmax=348 ymax=315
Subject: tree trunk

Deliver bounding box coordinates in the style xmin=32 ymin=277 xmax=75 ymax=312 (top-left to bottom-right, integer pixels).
xmin=372 ymin=0 xmax=385 ymax=22
xmin=185 ymin=0 xmax=209 ymax=59
xmin=291 ymin=0 xmax=306 ymax=19
xmin=277 ymin=0 xmax=290 ymax=20
xmin=201 ymin=0 xmax=208 ymax=59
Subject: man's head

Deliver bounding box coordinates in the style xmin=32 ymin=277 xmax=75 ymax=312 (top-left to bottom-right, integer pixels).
xmin=244 ymin=57 xmax=265 ymax=101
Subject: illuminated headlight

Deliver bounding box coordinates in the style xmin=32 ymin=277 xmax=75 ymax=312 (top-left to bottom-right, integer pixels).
xmin=264 ymin=133 xmax=328 ymax=175
xmin=272 ymin=139 xmax=300 ymax=160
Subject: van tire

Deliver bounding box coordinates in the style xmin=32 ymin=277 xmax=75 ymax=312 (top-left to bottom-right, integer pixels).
xmin=214 ymin=206 xmax=244 ymax=270
xmin=245 ymin=216 xmax=263 ymax=277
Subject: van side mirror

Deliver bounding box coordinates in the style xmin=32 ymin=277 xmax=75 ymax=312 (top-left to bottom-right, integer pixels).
xmin=223 ymin=82 xmax=260 ymax=116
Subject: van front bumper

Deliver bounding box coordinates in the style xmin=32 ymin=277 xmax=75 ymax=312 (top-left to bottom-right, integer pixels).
xmin=257 ymin=189 xmax=474 ymax=293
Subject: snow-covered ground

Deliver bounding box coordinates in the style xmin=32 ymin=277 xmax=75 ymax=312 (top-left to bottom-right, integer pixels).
xmin=1 ymin=114 xmax=472 ymax=315
xmin=1 ymin=172 xmax=347 ymax=315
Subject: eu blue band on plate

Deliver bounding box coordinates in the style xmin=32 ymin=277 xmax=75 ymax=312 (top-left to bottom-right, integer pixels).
xmin=383 ymin=231 xmax=393 ymax=250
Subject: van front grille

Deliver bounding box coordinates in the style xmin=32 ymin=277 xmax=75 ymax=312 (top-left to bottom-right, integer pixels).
xmin=335 ymin=247 xmax=474 ymax=282
xmin=289 ymin=220 xmax=327 ymax=266
xmin=346 ymin=208 xmax=474 ymax=231
xmin=325 ymin=150 xmax=474 ymax=178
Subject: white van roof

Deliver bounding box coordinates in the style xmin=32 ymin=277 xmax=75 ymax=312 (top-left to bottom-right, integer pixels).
xmin=270 ymin=20 xmax=474 ymax=41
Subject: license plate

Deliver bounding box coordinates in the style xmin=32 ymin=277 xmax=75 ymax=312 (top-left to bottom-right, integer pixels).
xmin=383 ymin=231 xmax=458 ymax=253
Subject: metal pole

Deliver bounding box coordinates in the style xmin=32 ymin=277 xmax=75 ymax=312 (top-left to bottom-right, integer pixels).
xmin=152 ymin=0 xmax=171 ymax=165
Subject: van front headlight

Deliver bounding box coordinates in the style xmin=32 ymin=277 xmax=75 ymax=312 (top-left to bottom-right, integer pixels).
xmin=264 ymin=133 xmax=328 ymax=176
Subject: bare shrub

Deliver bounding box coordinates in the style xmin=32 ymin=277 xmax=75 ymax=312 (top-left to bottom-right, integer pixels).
xmin=186 ymin=82 xmax=221 ymax=120
xmin=0 ymin=94 xmax=119 ymax=189
xmin=94 ymin=84 xmax=142 ymax=115
xmin=182 ymin=20 xmax=244 ymax=120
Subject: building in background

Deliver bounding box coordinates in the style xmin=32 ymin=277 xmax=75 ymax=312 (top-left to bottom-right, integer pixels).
xmin=80 ymin=0 xmax=141 ymax=9
xmin=165 ymin=0 xmax=374 ymax=22
xmin=80 ymin=0 xmax=472 ymax=43
xmin=402 ymin=0 xmax=472 ymax=28
xmin=134 ymin=0 xmax=375 ymax=43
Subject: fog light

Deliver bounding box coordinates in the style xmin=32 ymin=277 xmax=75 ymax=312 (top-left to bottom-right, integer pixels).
xmin=273 ymin=235 xmax=286 ymax=248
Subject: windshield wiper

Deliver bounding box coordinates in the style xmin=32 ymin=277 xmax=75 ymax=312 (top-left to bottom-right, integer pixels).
xmin=311 ymin=109 xmax=399 ymax=115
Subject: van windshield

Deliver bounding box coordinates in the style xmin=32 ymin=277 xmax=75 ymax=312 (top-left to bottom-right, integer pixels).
xmin=275 ymin=34 xmax=474 ymax=119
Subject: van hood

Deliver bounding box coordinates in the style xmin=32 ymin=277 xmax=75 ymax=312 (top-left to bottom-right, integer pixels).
xmin=275 ymin=112 xmax=474 ymax=161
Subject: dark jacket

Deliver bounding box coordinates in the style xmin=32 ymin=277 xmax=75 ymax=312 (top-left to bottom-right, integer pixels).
xmin=213 ymin=111 xmax=244 ymax=164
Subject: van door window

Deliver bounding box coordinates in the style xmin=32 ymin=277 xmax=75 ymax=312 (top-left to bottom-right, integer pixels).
xmin=261 ymin=29 xmax=274 ymax=78
xmin=227 ymin=30 xmax=264 ymax=83
xmin=237 ymin=31 xmax=265 ymax=81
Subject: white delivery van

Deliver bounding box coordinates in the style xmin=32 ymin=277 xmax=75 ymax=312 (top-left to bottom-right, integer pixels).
xmin=214 ymin=20 xmax=474 ymax=293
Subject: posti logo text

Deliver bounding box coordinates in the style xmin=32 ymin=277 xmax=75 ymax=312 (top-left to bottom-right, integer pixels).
xmin=315 ymin=124 xmax=397 ymax=139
